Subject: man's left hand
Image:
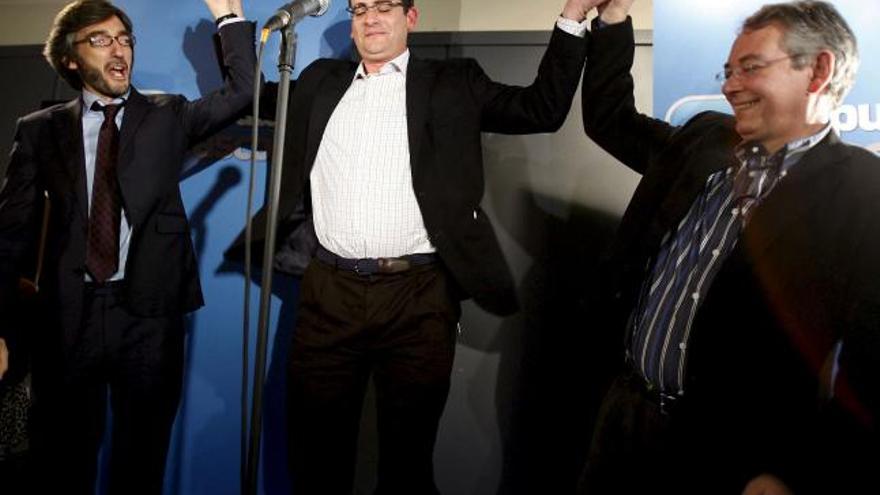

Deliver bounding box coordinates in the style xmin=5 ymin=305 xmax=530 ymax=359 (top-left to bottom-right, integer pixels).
xmin=0 ymin=337 xmax=8 ymax=381
xmin=561 ymin=0 xmax=613 ymax=23
xmin=204 ymin=0 xmax=244 ymax=20
xmin=743 ymin=474 xmax=794 ymax=495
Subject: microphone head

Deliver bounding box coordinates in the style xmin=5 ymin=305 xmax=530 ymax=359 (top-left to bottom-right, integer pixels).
xmin=311 ymin=0 xmax=330 ymax=17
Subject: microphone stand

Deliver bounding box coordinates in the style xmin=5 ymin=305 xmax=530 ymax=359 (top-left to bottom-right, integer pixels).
xmin=246 ymin=21 xmax=297 ymax=495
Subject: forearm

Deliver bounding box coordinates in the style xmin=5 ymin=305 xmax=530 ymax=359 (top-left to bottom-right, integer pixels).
xmin=478 ymin=23 xmax=589 ymax=134
xmin=184 ymin=20 xmax=257 ymax=142
xmin=582 ymin=16 xmax=672 ymax=173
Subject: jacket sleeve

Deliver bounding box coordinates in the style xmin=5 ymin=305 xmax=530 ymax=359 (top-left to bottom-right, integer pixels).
xmin=581 ymin=17 xmax=676 ymax=175
xmin=468 ymin=25 xmax=589 ymax=135
xmin=179 ymin=20 xmax=258 ymax=144
xmin=0 ymin=117 xmax=42 ymax=368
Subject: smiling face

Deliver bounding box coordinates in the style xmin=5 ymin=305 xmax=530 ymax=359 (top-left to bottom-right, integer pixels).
xmin=350 ymin=1 xmax=418 ymax=72
xmin=66 ymin=15 xmax=133 ymax=101
xmin=722 ymin=23 xmax=819 ymax=153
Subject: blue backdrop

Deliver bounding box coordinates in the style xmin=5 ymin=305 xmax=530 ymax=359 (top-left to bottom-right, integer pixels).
xmin=112 ymin=1 xmax=352 ymax=493
xmin=655 ymin=0 xmax=880 ymax=154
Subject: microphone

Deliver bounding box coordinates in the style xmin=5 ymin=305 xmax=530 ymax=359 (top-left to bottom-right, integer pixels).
xmin=263 ymin=0 xmax=331 ymax=32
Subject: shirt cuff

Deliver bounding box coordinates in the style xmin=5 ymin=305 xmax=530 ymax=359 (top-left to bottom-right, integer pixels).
xmin=218 ymin=17 xmax=247 ymax=29
xmin=556 ymin=16 xmax=589 ymax=38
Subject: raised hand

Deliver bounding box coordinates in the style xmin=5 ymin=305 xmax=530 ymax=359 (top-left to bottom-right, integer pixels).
xmin=597 ymin=0 xmax=634 ymax=24
xmin=561 ymin=0 xmax=614 ymax=23
xmin=204 ymin=0 xmax=244 ymax=20
xmin=0 ymin=337 xmax=8 ymax=381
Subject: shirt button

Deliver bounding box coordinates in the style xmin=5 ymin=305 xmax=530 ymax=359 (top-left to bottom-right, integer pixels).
xmin=679 ymin=342 xmax=687 ymax=350
xmin=731 ymin=208 xmax=740 ymax=216
xmin=712 ymin=249 xmax=720 ymax=257
xmin=473 ymin=210 xmax=478 ymax=220
xmin=691 ymin=292 xmax=699 ymax=301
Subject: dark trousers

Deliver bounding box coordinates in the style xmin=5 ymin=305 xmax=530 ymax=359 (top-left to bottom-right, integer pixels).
xmin=30 ymin=283 xmax=184 ymax=495
xmin=288 ymin=259 xmax=460 ymax=495
xmin=578 ymin=370 xmax=751 ymax=495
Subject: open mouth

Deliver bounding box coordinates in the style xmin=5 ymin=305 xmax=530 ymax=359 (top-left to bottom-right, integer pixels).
xmin=107 ymin=62 xmax=128 ymax=80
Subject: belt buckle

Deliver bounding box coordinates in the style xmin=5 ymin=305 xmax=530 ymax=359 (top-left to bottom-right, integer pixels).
xmin=658 ymin=392 xmax=678 ymax=416
xmin=377 ymin=258 xmax=411 ymax=274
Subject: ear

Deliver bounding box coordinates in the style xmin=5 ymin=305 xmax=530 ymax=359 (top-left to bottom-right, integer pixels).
xmin=406 ymin=6 xmax=419 ymax=31
xmin=65 ymin=56 xmax=78 ymax=71
xmin=807 ymin=50 xmax=834 ymax=94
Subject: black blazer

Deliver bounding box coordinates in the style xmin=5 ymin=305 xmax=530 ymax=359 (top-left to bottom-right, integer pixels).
xmin=0 ymin=22 xmax=256 ymax=337
xmin=225 ymin=26 xmax=588 ymax=316
xmin=583 ymin=19 xmax=880 ymax=492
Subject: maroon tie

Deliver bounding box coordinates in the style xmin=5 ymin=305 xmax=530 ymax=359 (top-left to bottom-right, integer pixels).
xmin=86 ymin=102 xmax=123 ymax=282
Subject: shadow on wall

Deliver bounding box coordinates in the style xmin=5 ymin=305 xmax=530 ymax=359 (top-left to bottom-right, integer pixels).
xmin=459 ymin=136 xmax=625 ymax=495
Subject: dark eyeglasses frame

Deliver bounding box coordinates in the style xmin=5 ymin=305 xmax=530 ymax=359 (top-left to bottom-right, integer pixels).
xmin=715 ymin=54 xmax=805 ymax=83
xmin=346 ymin=1 xmax=406 ymax=17
xmin=73 ymin=33 xmax=136 ymax=49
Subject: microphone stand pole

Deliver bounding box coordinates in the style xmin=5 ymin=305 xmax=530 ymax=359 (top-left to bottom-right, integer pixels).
xmin=246 ymin=21 xmax=297 ymax=495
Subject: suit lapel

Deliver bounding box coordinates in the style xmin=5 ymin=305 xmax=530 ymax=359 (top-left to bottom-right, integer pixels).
xmin=304 ymin=63 xmax=356 ymax=173
xmin=642 ymin=125 xmax=739 ymax=257
xmin=405 ymin=58 xmax=434 ymax=168
xmin=51 ymin=98 xmax=87 ymax=221
xmin=117 ymin=88 xmax=149 ymax=175
xmin=742 ymin=133 xmax=849 ymax=257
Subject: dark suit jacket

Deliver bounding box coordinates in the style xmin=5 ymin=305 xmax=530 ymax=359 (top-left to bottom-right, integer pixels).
xmin=0 ymin=22 xmax=256 ymax=342
xmin=582 ymin=19 xmax=880 ymax=492
xmin=225 ymin=26 xmax=588 ymax=316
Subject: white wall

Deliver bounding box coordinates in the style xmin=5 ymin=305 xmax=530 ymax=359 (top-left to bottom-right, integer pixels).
xmin=0 ymin=0 xmax=654 ymax=45
xmin=418 ymin=0 xmax=653 ymax=31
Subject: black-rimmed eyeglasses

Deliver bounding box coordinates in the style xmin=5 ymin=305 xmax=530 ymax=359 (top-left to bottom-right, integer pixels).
xmin=715 ymin=54 xmax=803 ymax=83
xmin=346 ymin=1 xmax=406 ymax=17
xmin=73 ymin=33 xmax=136 ymax=49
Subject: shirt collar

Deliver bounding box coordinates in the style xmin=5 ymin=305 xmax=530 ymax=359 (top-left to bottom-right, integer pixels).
xmin=82 ymin=88 xmax=130 ymax=113
xmin=735 ymin=124 xmax=833 ymax=170
xmin=786 ymin=124 xmax=833 ymax=155
xmin=354 ymin=49 xmax=410 ymax=80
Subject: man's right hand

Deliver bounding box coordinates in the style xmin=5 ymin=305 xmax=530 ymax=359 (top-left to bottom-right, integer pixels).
xmin=0 ymin=337 xmax=8 ymax=381
xmin=598 ymin=0 xmax=634 ymax=24
xmin=561 ymin=0 xmax=618 ymax=23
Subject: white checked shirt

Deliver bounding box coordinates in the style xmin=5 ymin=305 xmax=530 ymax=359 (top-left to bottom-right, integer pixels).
xmin=310 ymin=49 xmax=433 ymax=259
xmin=310 ymin=18 xmax=588 ymax=259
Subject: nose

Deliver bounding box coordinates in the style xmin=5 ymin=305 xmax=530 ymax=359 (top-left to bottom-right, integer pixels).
xmin=363 ymin=8 xmax=380 ymax=23
xmin=109 ymin=39 xmax=125 ymax=57
xmin=721 ymin=73 xmax=741 ymax=97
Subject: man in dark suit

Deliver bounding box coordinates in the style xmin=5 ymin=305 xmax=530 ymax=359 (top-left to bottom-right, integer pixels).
xmin=578 ymin=1 xmax=879 ymax=494
xmin=0 ymin=0 xmax=254 ymax=492
xmin=224 ymin=0 xmax=601 ymax=492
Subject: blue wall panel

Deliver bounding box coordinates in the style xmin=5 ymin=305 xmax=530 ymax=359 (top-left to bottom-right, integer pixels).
xmin=113 ymin=2 xmax=353 ymax=493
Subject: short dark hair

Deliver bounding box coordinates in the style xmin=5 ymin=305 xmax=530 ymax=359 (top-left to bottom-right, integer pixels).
xmin=742 ymin=1 xmax=858 ymax=107
xmin=348 ymin=0 xmax=415 ymax=11
xmin=43 ymin=0 xmax=134 ymax=91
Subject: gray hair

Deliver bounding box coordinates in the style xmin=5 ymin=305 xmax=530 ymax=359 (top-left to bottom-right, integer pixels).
xmin=742 ymin=1 xmax=859 ymax=107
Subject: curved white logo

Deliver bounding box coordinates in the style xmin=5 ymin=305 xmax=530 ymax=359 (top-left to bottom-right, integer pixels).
xmin=665 ymin=94 xmax=880 ymax=154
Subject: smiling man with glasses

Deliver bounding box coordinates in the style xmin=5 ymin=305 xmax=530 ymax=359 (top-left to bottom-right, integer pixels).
xmin=577 ymin=1 xmax=879 ymax=494
xmin=0 ymin=0 xmax=256 ymax=492
xmin=225 ymin=0 xmax=605 ymax=493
